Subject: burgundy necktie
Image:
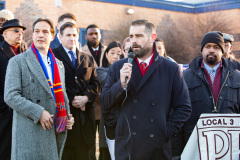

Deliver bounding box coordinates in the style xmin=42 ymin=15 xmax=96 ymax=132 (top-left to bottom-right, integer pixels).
xmin=95 ymin=50 xmax=98 ymax=56
xmin=140 ymin=62 xmax=147 ymax=72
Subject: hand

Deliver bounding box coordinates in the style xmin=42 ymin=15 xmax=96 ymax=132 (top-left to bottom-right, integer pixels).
xmin=39 ymin=110 xmax=54 ymax=130
xmin=72 ymin=95 xmax=88 ymax=111
xmin=66 ymin=114 xmax=74 ymax=130
xmin=120 ymin=63 xmax=132 ymax=89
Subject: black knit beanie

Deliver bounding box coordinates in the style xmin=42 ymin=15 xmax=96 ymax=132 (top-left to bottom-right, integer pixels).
xmin=201 ymin=31 xmax=224 ymax=53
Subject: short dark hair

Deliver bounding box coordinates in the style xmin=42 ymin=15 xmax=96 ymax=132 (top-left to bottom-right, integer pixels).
xmin=32 ymin=18 xmax=55 ymax=35
xmin=131 ymin=19 xmax=155 ymax=36
xmin=58 ymin=13 xmax=76 ymax=23
xmin=86 ymin=24 xmax=99 ymax=34
xmin=60 ymin=22 xmax=79 ymax=35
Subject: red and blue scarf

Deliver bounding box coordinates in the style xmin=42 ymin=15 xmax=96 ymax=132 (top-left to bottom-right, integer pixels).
xmin=31 ymin=43 xmax=67 ymax=133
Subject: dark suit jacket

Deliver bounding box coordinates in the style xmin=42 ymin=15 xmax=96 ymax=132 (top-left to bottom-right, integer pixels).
xmin=53 ymin=45 xmax=99 ymax=149
xmin=0 ymin=40 xmax=27 ymax=159
xmin=50 ymin=35 xmax=61 ymax=50
xmin=100 ymin=44 xmax=192 ymax=160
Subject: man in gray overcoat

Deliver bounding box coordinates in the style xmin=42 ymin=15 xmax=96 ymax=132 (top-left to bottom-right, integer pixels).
xmin=4 ymin=18 xmax=74 ymax=160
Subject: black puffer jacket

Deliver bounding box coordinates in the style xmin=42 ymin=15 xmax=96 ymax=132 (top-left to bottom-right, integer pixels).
xmin=172 ymin=56 xmax=240 ymax=156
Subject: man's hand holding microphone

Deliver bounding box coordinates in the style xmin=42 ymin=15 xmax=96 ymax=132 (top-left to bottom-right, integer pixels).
xmin=120 ymin=52 xmax=135 ymax=89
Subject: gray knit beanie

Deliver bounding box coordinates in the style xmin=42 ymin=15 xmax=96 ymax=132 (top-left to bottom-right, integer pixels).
xmin=0 ymin=9 xmax=14 ymax=20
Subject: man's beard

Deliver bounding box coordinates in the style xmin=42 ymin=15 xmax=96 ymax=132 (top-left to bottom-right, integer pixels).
xmin=206 ymin=53 xmax=217 ymax=65
xmin=88 ymin=40 xmax=99 ymax=47
xmin=132 ymin=44 xmax=150 ymax=58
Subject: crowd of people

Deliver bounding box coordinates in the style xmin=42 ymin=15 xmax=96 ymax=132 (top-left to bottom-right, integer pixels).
xmin=0 ymin=9 xmax=240 ymax=160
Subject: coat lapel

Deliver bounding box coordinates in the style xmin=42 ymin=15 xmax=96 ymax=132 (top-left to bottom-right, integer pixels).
xmin=25 ymin=49 xmax=53 ymax=96
xmin=128 ymin=60 xmax=142 ymax=95
xmin=57 ymin=45 xmax=75 ymax=71
xmin=136 ymin=56 xmax=163 ymax=93
xmin=0 ymin=41 xmax=15 ymax=59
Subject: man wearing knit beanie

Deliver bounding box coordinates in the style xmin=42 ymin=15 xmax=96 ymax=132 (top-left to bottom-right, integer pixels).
xmin=173 ymin=31 xmax=240 ymax=157
xmin=0 ymin=9 xmax=14 ymax=29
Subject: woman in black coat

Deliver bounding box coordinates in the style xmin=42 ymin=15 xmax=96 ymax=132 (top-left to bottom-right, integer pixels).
xmin=97 ymin=41 xmax=122 ymax=160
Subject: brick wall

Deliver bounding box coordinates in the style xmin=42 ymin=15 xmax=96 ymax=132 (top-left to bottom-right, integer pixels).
xmin=3 ymin=0 xmax=240 ymax=59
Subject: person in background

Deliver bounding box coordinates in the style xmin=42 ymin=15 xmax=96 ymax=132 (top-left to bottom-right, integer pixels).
xmin=53 ymin=22 xmax=99 ymax=160
xmin=97 ymin=41 xmax=121 ymax=160
xmin=0 ymin=9 xmax=14 ymax=42
xmin=179 ymin=31 xmax=240 ymax=157
xmin=121 ymin=37 xmax=131 ymax=58
xmin=0 ymin=19 xmax=27 ymax=160
xmin=222 ymin=33 xmax=240 ymax=70
xmin=50 ymin=13 xmax=81 ymax=50
xmin=155 ymin=38 xmax=176 ymax=62
xmin=82 ymin=24 xmax=107 ymax=160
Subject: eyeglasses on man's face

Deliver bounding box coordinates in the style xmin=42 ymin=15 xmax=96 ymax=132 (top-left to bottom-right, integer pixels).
xmin=6 ymin=28 xmax=24 ymax=34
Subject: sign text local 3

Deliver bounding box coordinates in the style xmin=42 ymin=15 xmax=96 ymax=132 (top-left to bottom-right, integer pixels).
xmin=181 ymin=114 xmax=240 ymax=160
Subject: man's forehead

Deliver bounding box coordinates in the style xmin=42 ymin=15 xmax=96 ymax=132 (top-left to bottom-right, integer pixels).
xmin=87 ymin=28 xmax=100 ymax=34
xmin=34 ymin=21 xmax=51 ymax=30
xmin=129 ymin=25 xmax=145 ymax=34
xmin=63 ymin=27 xmax=78 ymax=34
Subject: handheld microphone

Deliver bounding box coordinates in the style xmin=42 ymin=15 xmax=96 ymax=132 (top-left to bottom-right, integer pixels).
xmin=125 ymin=52 xmax=135 ymax=84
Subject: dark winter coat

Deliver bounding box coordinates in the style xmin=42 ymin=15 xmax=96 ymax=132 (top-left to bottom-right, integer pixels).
xmin=183 ymin=56 xmax=240 ymax=143
xmin=0 ymin=40 xmax=27 ymax=160
xmin=100 ymin=45 xmax=191 ymax=160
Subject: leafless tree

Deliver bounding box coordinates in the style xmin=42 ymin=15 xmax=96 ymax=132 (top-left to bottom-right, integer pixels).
xmin=156 ymin=11 xmax=232 ymax=63
xmin=103 ymin=14 xmax=140 ymax=45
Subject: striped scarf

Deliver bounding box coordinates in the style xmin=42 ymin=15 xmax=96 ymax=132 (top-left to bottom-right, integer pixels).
xmin=31 ymin=43 xmax=67 ymax=133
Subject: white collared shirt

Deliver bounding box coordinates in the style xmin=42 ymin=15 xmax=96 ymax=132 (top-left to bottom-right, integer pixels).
xmin=39 ymin=52 xmax=53 ymax=83
xmin=92 ymin=46 xmax=99 ymax=52
xmin=137 ymin=54 xmax=154 ymax=67
xmin=63 ymin=46 xmax=77 ymax=61
xmin=57 ymin=33 xmax=62 ymax=44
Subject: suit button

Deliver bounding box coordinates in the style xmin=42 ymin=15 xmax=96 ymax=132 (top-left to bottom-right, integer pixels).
xmin=150 ymin=133 xmax=154 ymax=138
xmin=133 ymin=99 xmax=137 ymax=103
xmin=133 ymin=115 xmax=137 ymax=120
xmin=31 ymin=79 xmax=34 ymax=83
xmin=132 ymin=132 xmax=136 ymax=136
xmin=150 ymin=119 xmax=154 ymax=123
xmin=151 ymin=102 xmax=156 ymax=106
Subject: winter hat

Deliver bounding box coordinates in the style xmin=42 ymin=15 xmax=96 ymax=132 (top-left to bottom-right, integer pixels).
xmin=0 ymin=9 xmax=14 ymax=20
xmin=0 ymin=19 xmax=26 ymax=34
xmin=222 ymin=33 xmax=234 ymax=44
xmin=201 ymin=31 xmax=224 ymax=53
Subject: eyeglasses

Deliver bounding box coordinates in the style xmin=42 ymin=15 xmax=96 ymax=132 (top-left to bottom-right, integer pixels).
xmin=6 ymin=29 xmax=24 ymax=34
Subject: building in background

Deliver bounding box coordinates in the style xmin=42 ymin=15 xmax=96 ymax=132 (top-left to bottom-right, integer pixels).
xmin=3 ymin=0 xmax=240 ymax=62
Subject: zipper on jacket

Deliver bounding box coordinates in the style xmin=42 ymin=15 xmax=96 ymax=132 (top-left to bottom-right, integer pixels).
xmin=197 ymin=70 xmax=229 ymax=113
xmin=215 ymin=70 xmax=229 ymax=110
xmin=205 ymin=70 xmax=229 ymax=113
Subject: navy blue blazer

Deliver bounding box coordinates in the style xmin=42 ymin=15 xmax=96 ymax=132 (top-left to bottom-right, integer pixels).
xmin=50 ymin=35 xmax=61 ymax=49
xmin=100 ymin=46 xmax=191 ymax=160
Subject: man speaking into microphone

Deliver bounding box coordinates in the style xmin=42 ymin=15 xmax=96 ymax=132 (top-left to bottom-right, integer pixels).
xmin=100 ymin=19 xmax=191 ymax=160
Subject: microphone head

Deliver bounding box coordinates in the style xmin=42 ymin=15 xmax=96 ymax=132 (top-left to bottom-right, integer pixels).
xmin=128 ymin=52 xmax=135 ymax=59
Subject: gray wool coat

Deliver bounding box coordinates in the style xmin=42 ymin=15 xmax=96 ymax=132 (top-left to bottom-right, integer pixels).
xmin=4 ymin=48 xmax=70 ymax=160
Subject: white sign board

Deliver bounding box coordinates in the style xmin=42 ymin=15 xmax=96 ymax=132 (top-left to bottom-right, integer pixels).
xmin=181 ymin=114 xmax=240 ymax=160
